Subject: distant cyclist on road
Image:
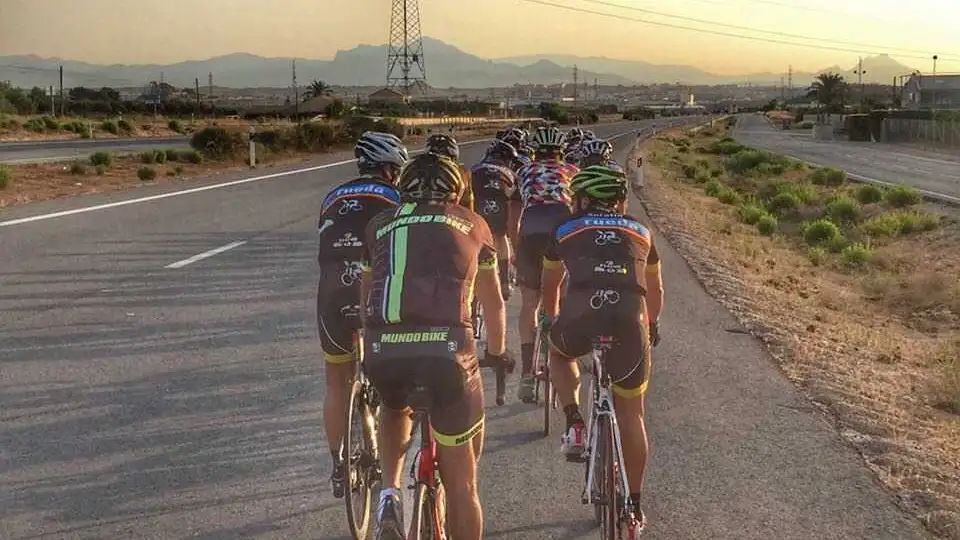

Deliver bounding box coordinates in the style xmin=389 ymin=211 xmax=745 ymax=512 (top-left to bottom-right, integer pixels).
xmin=579 ymin=138 xmax=625 ymax=173
xmin=317 ymin=131 xmax=408 ymax=499
xmin=425 ymin=133 xmax=474 ymax=212
xmin=360 ymin=153 xmax=510 ymax=540
xmin=540 ymin=165 xmax=664 ymax=538
xmin=471 ymin=139 xmax=520 ymax=298
xmin=514 ymin=126 xmax=579 ymax=402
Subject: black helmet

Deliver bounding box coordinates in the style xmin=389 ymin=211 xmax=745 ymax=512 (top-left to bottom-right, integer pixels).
xmin=485 ymin=139 xmax=519 ymax=161
xmin=397 ymin=153 xmax=466 ymax=203
xmin=425 ymin=134 xmax=460 ymax=161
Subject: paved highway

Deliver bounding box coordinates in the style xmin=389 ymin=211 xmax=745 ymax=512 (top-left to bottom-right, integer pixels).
xmin=0 ymin=120 xmax=928 ymax=539
xmin=733 ymin=113 xmax=960 ymax=203
xmin=0 ymin=136 xmax=192 ymax=164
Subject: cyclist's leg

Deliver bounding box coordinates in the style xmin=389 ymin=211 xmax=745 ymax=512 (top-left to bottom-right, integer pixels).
xmin=318 ymin=288 xmax=359 ymax=495
xmin=515 ymin=228 xmax=544 ymax=400
xmin=547 ymin=299 xmax=591 ymax=456
xmin=431 ymin=333 xmax=484 ymax=540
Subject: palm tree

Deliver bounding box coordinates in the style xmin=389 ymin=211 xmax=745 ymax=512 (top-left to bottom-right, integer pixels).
xmin=304 ymin=79 xmax=333 ymax=100
xmin=807 ymin=72 xmax=848 ymax=123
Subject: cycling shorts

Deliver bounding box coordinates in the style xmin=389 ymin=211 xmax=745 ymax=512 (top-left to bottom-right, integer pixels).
xmin=363 ymin=325 xmax=484 ymax=446
xmin=476 ymin=193 xmax=509 ymax=236
xmin=549 ymin=290 xmax=651 ymax=398
xmin=517 ymin=204 xmax=572 ymax=289
xmin=316 ymin=265 xmax=363 ymax=363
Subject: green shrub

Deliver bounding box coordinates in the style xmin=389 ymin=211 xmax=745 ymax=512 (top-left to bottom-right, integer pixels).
xmin=768 ymin=192 xmax=800 ymax=214
xmin=69 ymin=161 xmax=86 ymax=175
xmin=101 ymin=119 xmax=119 ymax=135
xmin=704 ymin=180 xmax=723 ymax=197
xmin=710 ymin=166 xmax=723 ymax=178
xmin=694 ymin=168 xmax=711 ymax=184
xmin=168 ymin=119 xmax=183 ymax=133
xmin=117 ymin=118 xmax=134 ymax=133
xmin=190 ymin=127 xmax=243 ymax=159
xmin=89 ymin=151 xmax=112 ymax=167
xmin=0 ymin=116 xmax=20 ymax=130
xmin=842 ymin=242 xmax=873 ymax=265
xmin=807 ymin=247 xmax=827 ymax=266
xmin=166 ymin=169 xmax=178 ymax=177
xmin=137 ymin=166 xmax=156 ymax=181
xmin=61 ymin=120 xmax=86 ymax=134
xmin=708 ymin=139 xmax=744 ymax=155
xmin=164 ymin=149 xmax=180 ymax=162
xmin=855 ymin=184 xmax=884 ymax=204
xmin=861 ymin=210 xmax=940 ymax=237
xmin=297 ymin=123 xmax=338 ymax=152
xmin=181 ymin=149 xmax=203 ymax=164
xmin=810 ymin=167 xmax=846 ymax=186
xmin=682 ymin=164 xmax=697 ymax=179
xmin=677 ymin=146 xmax=689 ymax=154
xmin=757 ymin=214 xmax=778 ymax=236
xmin=153 ymin=150 xmax=167 ymax=164
xmin=825 ymin=234 xmax=848 ymax=253
xmin=738 ymin=204 xmax=767 ymax=225
xmin=174 ymin=165 xmax=184 ymax=176
xmin=24 ymin=117 xmax=46 ymax=132
xmin=0 ymin=164 xmax=10 ymax=190
xmin=95 ymin=165 xmax=106 ymax=176
xmin=884 ymin=185 xmax=922 ymax=208
xmin=803 ymin=219 xmax=841 ymax=246
xmin=718 ymin=188 xmax=741 ymax=205
xmin=140 ymin=151 xmax=156 ymax=164
xmin=41 ymin=116 xmax=59 ymax=130
xmin=825 ymin=195 xmax=860 ymax=223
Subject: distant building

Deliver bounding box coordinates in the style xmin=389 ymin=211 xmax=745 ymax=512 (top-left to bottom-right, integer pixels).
xmin=901 ymin=74 xmax=960 ymax=110
xmin=368 ymin=88 xmax=409 ymax=104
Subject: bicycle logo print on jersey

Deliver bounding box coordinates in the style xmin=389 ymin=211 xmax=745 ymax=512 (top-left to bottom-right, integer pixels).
xmin=333 ymin=232 xmax=363 ymax=248
xmin=340 ymin=303 xmax=360 ymax=318
xmin=594 ymin=231 xmax=621 ymax=246
xmin=338 ymin=199 xmax=363 ymax=215
xmin=593 ymin=260 xmax=627 ymax=275
xmin=590 ymin=289 xmax=621 ymax=310
xmin=482 ymin=199 xmax=501 ymax=215
xmin=340 ymin=261 xmax=364 ymax=286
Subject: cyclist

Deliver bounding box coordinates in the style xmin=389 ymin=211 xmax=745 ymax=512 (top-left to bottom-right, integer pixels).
xmin=580 ymin=138 xmax=625 ymax=173
xmin=499 ymin=128 xmax=529 ymax=278
xmin=471 ymin=139 xmax=519 ymax=298
xmin=540 ymin=165 xmax=664 ymax=538
xmin=514 ymin=126 xmax=579 ymax=402
xmin=425 ymin=133 xmax=474 ymax=212
xmin=361 ymin=153 xmax=510 ymax=540
xmin=317 ymin=131 xmax=408 ymax=499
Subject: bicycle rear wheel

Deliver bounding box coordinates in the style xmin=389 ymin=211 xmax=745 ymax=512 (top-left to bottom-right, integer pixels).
xmin=542 ymin=347 xmax=551 ymax=436
xmin=593 ymin=416 xmax=618 ymax=539
xmin=409 ymin=483 xmax=442 ymax=540
xmin=344 ymin=379 xmax=375 ymax=539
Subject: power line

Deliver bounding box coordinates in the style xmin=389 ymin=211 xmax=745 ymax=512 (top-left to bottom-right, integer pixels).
xmin=517 ymin=0 xmax=955 ymax=65
xmin=578 ymin=0 xmax=944 ymax=58
xmin=665 ymin=0 xmax=932 ymax=26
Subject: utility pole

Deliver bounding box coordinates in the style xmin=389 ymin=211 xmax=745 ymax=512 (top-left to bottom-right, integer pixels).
xmin=387 ymin=0 xmax=427 ymax=98
xmin=932 ymin=54 xmax=939 ymax=117
xmin=195 ymin=77 xmax=201 ymax=110
xmin=787 ymin=65 xmax=793 ymax=101
xmin=854 ymin=57 xmax=867 ymax=108
xmin=780 ymin=76 xmax=785 ymax=102
xmin=572 ymin=65 xmax=579 ymax=102
xmin=292 ymin=59 xmax=299 ymax=121
xmin=49 ymin=86 xmax=54 ymax=116
xmin=58 ymin=65 xmax=64 ymax=117
xmin=594 ymin=78 xmax=599 ymax=102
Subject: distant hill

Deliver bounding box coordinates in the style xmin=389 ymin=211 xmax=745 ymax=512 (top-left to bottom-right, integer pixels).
xmin=0 ymin=37 xmax=918 ymax=89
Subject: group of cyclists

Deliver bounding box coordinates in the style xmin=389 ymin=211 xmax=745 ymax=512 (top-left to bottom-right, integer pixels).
xmin=316 ymin=122 xmax=665 ymax=539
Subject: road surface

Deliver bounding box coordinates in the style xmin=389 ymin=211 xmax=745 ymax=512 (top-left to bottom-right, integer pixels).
xmin=0 ymin=137 xmax=192 ymax=164
xmin=733 ymin=113 xmax=960 ymax=203
xmin=0 ymin=119 xmax=929 ymax=539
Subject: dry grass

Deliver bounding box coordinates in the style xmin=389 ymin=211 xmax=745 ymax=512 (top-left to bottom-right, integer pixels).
xmin=638 ymin=124 xmax=960 ymax=539
xmin=0 ymin=115 xmax=301 ymax=142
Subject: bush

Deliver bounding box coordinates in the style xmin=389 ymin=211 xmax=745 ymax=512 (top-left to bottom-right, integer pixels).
xmin=855 ymin=184 xmax=884 ymax=204
xmin=757 ymin=214 xmax=778 ymax=236
xmin=168 ymin=119 xmax=183 ymax=133
xmin=89 ymin=151 xmax=112 ymax=167
xmin=174 ymin=165 xmax=184 ymax=176
xmin=825 ymin=234 xmax=848 ymax=253
xmin=101 ymin=119 xmax=119 ymax=135
xmin=139 ymin=151 xmax=156 ymax=164
xmin=117 ymin=118 xmax=134 ymax=133
xmin=181 ymin=149 xmax=203 ymax=164
xmin=24 ymin=117 xmax=46 ymax=132
xmin=810 ymin=167 xmax=846 ymax=186
xmin=694 ymin=168 xmax=712 ymax=184
xmin=704 ymin=180 xmax=723 ymax=197
xmin=842 ymin=242 xmax=873 ymax=265
xmin=70 ymin=161 xmax=86 ymax=175
xmin=297 ymin=122 xmax=337 ymax=152
xmin=861 ymin=210 xmax=940 ymax=238
xmin=807 ymin=247 xmax=827 ymax=266
xmin=825 ymin=195 xmax=860 ymax=223
xmin=95 ymin=165 xmax=106 ymax=176
xmin=708 ymin=139 xmax=744 ymax=155
xmin=884 ymin=185 xmax=922 ymax=207
xmin=768 ymin=192 xmax=800 ymax=214
xmin=62 ymin=120 xmax=87 ymax=134
xmin=0 ymin=116 xmax=20 ymax=130
xmin=682 ymin=164 xmax=697 ymax=179
xmin=42 ymin=116 xmax=59 ymax=131
xmin=190 ymin=127 xmax=243 ymax=159
xmin=803 ymin=219 xmax=841 ymax=246
xmin=0 ymin=164 xmax=10 ymax=190
xmin=137 ymin=166 xmax=156 ymax=181
xmin=163 ymin=149 xmax=180 ymax=162
xmin=718 ymin=188 xmax=741 ymax=205
xmin=738 ymin=204 xmax=767 ymax=225
xmin=153 ymin=150 xmax=167 ymax=164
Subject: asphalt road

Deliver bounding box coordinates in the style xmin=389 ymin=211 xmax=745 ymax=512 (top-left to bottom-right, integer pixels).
xmin=0 ymin=136 xmax=192 ymax=164
xmin=733 ymin=113 xmax=960 ymax=203
xmin=0 ymin=119 xmax=929 ymax=539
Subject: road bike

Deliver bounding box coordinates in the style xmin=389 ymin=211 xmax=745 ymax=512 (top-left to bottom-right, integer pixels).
xmin=579 ymin=335 xmax=635 ymax=540
xmin=472 ymin=297 xmax=506 ymax=406
xmin=531 ymin=310 xmax=558 ymax=436
xmin=342 ymin=331 xmax=381 ymax=540
xmin=405 ymin=386 xmax=447 ymax=539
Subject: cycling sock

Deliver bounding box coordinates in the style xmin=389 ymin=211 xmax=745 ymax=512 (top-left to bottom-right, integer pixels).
xmin=563 ymin=404 xmax=583 ymax=428
xmin=379 ymin=487 xmax=401 ymax=503
xmin=520 ymin=343 xmax=534 ymax=375
xmin=629 ymin=493 xmax=642 ymax=509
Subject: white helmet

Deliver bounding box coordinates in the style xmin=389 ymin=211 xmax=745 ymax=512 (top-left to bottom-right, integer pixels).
xmin=531 ymin=126 xmax=566 ymax=149
xmin=355 ymin=131 xmax=409 ymax=169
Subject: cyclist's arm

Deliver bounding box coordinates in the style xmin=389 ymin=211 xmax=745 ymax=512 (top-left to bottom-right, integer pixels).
xmin=644 ymin=238 xmax=664 ymax=323
xmin=540 ymin=236 xmax=564 ymax=319
xmin=476 ymin=248 xmax=506 ymax=356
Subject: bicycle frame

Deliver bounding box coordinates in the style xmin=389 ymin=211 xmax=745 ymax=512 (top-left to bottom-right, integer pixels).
xmin=408 ymin=397 xmax=445 ymax=538
xmin=581 ymin=341 xmax=631 ymax=510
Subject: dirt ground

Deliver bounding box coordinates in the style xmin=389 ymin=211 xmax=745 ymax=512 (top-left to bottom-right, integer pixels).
xmin=632 ymin=123 xmax=960 ymax=539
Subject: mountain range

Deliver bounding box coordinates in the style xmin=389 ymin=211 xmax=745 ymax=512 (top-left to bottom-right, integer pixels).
xmin=0 ymin=37 xmax=918 ymax=90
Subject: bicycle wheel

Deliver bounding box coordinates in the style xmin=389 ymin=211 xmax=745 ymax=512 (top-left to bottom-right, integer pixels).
xmin=344 ymin=379 xmax=374 ymax=539
xmin=408 ymin=483 xmax=441 ymax=540
xmin=594 ymin=416 xmax=618 ymax=539
xmin=542 ymin=355 xmax=551 ymax=437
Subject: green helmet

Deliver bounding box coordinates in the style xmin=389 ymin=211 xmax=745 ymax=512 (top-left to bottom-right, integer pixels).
xmin=570 ymin=165 xmax=628 ymax=202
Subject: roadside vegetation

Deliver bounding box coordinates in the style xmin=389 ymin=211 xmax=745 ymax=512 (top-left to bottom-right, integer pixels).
xmin=644 ymin=118 xmax=960 ymax=539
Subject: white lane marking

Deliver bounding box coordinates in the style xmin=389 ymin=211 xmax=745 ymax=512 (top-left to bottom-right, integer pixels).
xmin=163 ymin=240 xmax=247 ymax=269
xmin=0 ymin=138 xmax=496 ymax=229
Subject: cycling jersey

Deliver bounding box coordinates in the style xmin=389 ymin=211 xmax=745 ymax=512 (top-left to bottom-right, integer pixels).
xmin=471 ymin=160 xmax=516 ymax=236
xmin=516 ymin=158 xmax=579 ymax=208
xmin=316 ymin=175 xmax=402 ymax=361
xmin=362 ymin=201 xmax=497 ymax=329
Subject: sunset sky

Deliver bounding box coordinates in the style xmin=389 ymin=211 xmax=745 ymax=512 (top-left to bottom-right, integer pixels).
xmin=1 ymin=0 xmax=957 ymax=75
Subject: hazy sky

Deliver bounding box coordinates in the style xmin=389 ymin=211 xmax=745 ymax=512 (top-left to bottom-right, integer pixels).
xmin=1 ymin=0 xmax=957 ymax=74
